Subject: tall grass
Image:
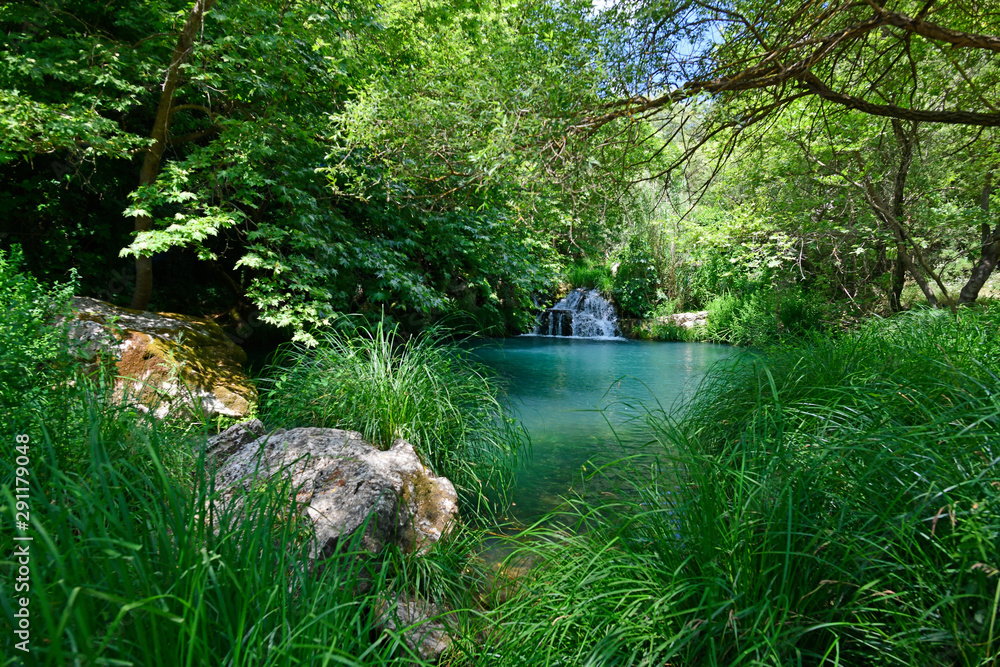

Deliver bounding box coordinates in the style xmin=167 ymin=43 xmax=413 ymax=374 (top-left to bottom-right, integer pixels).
xmin=0 ymin=256 xmax=447 ymax=665
xmin=259 ymin=322 xmax=525 ymax=512
xmin=703 ymin=287 xmax=829 ymax=347
xmin=0 ymin=384 xmax=438 ymax=666
xmin=463 ymin=307 xmax=1000 ymax=666
xmin=565 ymin=261 xmax=614 ymax=295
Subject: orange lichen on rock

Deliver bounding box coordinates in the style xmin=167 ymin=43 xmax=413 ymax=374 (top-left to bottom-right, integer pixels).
xmin=68 ymin=297 xmax=257 ymax=421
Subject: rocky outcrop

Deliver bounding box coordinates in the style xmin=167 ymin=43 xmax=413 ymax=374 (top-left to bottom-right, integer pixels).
xmin=209 ymin=423 xmax=458 ymax=556
xmin=67 ymin=297 xmax=256 ymax=420
xmin=666 ymin=310 xmax=709 ymax=329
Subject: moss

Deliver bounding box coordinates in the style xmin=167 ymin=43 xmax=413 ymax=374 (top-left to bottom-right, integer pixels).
xmin=74 ymin=298 xmax=257 ymax=418
xmin=401 ymin=470 xmax=442 ymax=523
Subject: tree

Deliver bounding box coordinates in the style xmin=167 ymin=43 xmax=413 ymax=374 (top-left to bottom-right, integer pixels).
xmin=596 ymin=0 xmax=1000 ymax=131
xmin=590 ymin=0 xmax=1000 ymax=305
xmin=3 ymin=0 xmax=644 ymax=337
xmin=129 ymin=0 xmax=215 ymax=310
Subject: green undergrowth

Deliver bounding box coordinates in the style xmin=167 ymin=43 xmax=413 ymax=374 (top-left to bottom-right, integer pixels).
xmin=565 ymin=260 xmax=614 ymax=295
xmin=0 ymin=387 xmax=451 ymax=665
xmin=0 ymin=257 xmax=488 ymax=665
xmin=0 ymin=247 xmax=77 ymax=437
xmin=259 ymin=321 xmax=526 ymax=514
xmin=701 ymin=286 xmax=830 ymax=347
xmin=627 ymin=319 xmax=704 ymax=342
xmin=464 ymin=306 xmax=1000 ymax=666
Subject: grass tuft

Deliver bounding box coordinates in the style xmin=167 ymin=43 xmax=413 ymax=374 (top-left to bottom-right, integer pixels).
xmin=259 ymin=321 xmax=525 ymax=513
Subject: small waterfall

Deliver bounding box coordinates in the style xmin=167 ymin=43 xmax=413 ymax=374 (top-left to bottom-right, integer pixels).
xmin=532 ymin=289 xmax=621 ymax=339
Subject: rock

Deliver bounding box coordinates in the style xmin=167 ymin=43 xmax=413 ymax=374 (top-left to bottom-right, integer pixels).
xmin=664 ymin=310 xmax=709 ymax=329
xmin=206 ymin=419 xmax=268 ymax=463
xmin=67 ymin=297 xmax=257 ymax=420
xmin=212 ymin=426 xmax=458 ymax=556
xmin=378 ymin=595 xmax=453 ymax=663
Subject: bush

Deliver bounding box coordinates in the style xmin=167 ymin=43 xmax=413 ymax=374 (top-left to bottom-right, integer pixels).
xmin=703 ymin=286 xmax=828 ymax=346
xmin=465 ymin=308 xmax=1000 ymax=666
xmin=260 ymin=322 xmax=525 ymax=512
xmin=0 ymin=246 xmax=77 ymax=433
xmin=612 ymin=236 xmax=660 ymax=317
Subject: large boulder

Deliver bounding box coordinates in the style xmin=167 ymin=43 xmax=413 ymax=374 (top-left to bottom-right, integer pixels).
xmin=67 ymin=297 xmax=256 ymax=420
xmin=209 ymin=423 xmax=458 ymax=556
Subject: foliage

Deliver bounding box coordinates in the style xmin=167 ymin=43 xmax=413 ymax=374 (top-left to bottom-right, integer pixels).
xmin=0 ymin=246 xmax=77 ymax=433
xmin=611 ymin=234 xmax=660 ymax=317
xmin=0 ymin=389 xmax=424 ymax=666
xmin=564 ymin=260 xmax=613 ymax=295
xmin=627 ymin=319 xmax=696 ymax=342
xmin=259 ymin=321 xmax=525 ymax=512
xmin=2 ymin=0 xmax=626 ymax=336
xmin=463 ymin=308 xmax=1000 ymax=665
xmin=702 ymin=286 xmax=830 ymax=347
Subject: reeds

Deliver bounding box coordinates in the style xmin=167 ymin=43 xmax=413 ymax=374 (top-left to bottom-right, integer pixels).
xmin=466 ymin=307 xmax=1000 ymax=665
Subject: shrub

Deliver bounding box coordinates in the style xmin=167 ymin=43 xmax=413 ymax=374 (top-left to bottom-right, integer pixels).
xmin=703 ymin=286 xmax=828 ymax=346
xmin=612 ymin=236 xmax=660 ymax=317
xmin=0 ymin=246 xmax=77 ymax=433
xmin=702 ymin=291 xmax=740 ymax=342
xmin=259 ymin=321 xmax=525 ymax=512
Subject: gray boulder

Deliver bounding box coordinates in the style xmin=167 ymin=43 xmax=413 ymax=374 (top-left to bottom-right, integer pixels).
xmin=210 ymin=425 xmax=458 ymax=556
xmin=664 ymin=310 xmax=709 ymax=329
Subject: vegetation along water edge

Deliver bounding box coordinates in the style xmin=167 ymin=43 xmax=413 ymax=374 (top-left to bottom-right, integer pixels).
xmin=4 ymin=0 xmax=1000 ymax=664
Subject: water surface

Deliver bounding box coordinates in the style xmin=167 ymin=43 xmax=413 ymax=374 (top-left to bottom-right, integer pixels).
xmin=470 ymin=337 xmax=733 ymax=521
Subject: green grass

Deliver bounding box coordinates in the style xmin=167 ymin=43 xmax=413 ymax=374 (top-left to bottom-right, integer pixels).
xmin=460 ymin=306 xmax=1000 ymax=666
xmin=702 ymin=287 xmax=830 ymax=347
xmin=630 ymin=319 xmax=703 ymax=342
xmin=9 ymin=241 xmax=999 ymax=665
xmin=565 ymin=261 xmax=614 ymax=295
xmin=0 ymin=381 xmax=434 ymax=666
xmin=0 ymin=259 xmax=483 ymax=665
xmin=0 ymin=246 xmax=77 ymax=437
xmin=258 ymin=321 xmax=525 ymax=513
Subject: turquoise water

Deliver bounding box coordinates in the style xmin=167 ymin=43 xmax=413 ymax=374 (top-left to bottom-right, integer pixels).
xmin=470 ymin=337 xmax=733 ymax=521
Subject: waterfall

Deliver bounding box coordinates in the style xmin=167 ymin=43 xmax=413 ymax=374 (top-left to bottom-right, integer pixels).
xmin=532 ymin=289 xmax=621 ymax=339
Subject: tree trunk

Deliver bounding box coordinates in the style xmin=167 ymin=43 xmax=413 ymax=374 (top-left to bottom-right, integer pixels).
xmin=860 ymin=121 xmax=940 ymax=309
xmin=958 ymin=172 xmax=997 ymax=304
xmin=130 ymin=0 xmax=216 ymax=311
xmin=889 ymin=254 xmax=905 ymax=311
xmin=893 ymin=227 xmax=938 ymax=307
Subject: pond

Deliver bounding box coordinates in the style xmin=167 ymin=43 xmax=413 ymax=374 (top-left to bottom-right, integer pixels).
xmin=469 ymin=336 xmax=733 ymax=522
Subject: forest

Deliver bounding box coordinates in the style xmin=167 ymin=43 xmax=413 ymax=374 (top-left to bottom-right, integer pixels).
xmin=2 ymin=0 xmax=1000 ymax=665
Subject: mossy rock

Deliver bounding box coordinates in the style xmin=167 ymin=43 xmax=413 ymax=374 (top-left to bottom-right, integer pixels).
xmin=68 ymin=297 xmax=257 ymax=421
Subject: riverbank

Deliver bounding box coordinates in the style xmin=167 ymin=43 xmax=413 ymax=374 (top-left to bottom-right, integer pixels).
xmin=618 ymin=311 xmax=709 ymax=341
xmin=468 ymin=305 xmax=1000 ymax=665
